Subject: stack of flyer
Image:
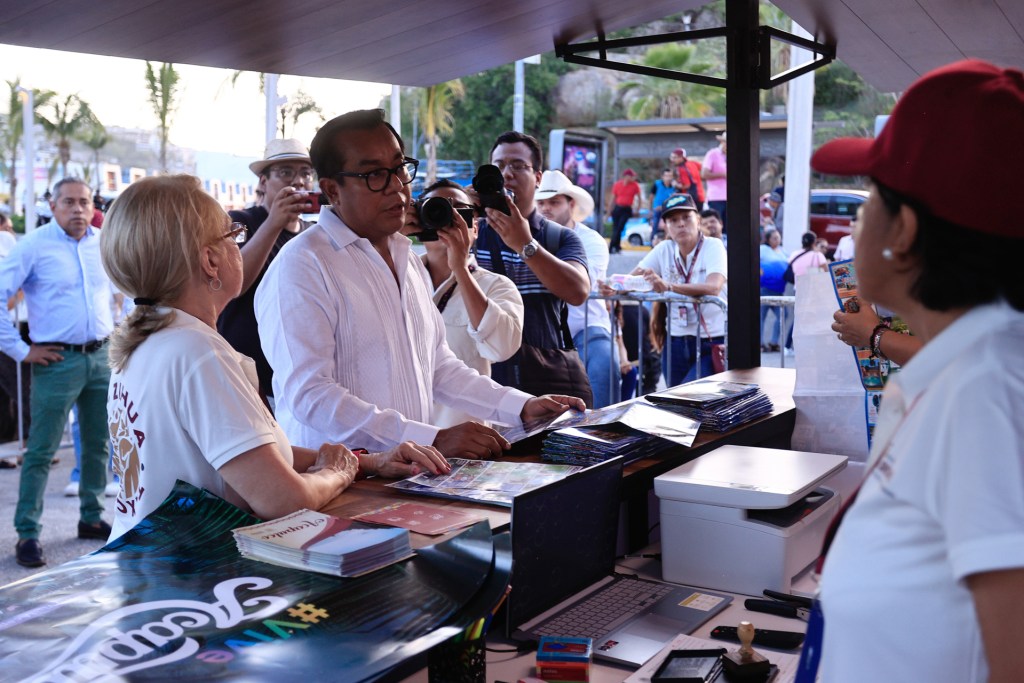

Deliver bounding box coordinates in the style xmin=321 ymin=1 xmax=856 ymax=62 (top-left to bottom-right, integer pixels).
xmin=645 ymin=380 xmax=774 ymax=432
xmin=232 ymin=509 xmax=414 ymax=578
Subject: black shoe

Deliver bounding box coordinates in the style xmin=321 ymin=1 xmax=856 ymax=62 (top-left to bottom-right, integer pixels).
xmin=15 ymin=538 xmax=45 ymax=568
xmin=77 ymin=519 xmax=112 ymax=540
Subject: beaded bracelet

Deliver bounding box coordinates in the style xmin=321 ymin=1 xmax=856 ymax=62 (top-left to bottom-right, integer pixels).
xmin=869 ymin=324 xmax=889 ymax=360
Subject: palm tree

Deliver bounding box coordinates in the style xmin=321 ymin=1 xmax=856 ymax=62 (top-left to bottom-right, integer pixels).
xmin=80 ymin=123 xmax=111 ymax=189
xmin=145 ymin=61 xmax=180 ymax=173
xmin=279 ymin=89 xmax=324 ymax=137
xmin=2 ymin=79 xmax=55 ymax=214
xmin=419 ymin=80 xmax=465 ymax=185
xmin=618 ymin=44 xmax=725 ymax=120
xmin=37 ymin=93 xmax=100 ymax=178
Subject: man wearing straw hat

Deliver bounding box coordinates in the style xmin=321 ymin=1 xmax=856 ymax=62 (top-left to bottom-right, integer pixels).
xmin=218 ymin=139 xmax=317 ymax=407
xmin=536 ymin=170 xmax=620 ymax=407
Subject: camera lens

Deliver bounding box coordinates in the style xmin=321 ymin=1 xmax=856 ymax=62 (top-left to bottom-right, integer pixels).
xmin=418 ymin=196 xmax=454 ymax=230
xmin=472 ymin=164 xmax=504 ymax=194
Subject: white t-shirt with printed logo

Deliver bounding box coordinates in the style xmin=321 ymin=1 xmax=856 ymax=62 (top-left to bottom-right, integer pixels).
xmin=107 ymin=308 xmax=291 ymax=541
xmin=636 ymin=236 xmax=728 ymax=337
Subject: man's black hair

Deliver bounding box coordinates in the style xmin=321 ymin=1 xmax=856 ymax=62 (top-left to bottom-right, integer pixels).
xmin=874 ymin=179 xmax=1024 ymax=312
xmin=310 ymin=109 xmax=405 ymax=181
xmin=700 ymin=208 xmax=722 ymax=221
xmin=801 ymin=231 xmax=816 ymax=248
xmin=490 ymin=131 xmax=543 ymax=171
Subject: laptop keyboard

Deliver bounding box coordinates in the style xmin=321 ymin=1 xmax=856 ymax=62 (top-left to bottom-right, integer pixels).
xmin=533 ymin=579 xmax=675 ymax=639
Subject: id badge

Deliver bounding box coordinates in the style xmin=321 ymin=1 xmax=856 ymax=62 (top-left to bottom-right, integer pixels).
xmin=675 ymin=303 xmax=689 ymax=327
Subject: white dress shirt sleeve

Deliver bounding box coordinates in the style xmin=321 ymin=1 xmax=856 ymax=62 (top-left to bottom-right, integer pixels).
xmin=466 ymin=271 xmax=524 ymax=363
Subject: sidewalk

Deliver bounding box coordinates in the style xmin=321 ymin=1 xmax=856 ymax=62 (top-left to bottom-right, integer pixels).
xmin=0 ymin=441 xmax=118 ymax=588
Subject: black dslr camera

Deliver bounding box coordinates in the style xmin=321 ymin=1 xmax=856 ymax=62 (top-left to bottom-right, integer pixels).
xmin=472 ymin=164 xmax=513 ymax=215
xmin=412 ymin=196 xmax=474 ymax=242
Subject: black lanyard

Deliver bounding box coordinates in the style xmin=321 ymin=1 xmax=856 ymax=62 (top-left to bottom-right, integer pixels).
xmin=674 ymin=234 xmax=704 ymax=283
xmin=435 ymin=265 xmax=475 ymax=314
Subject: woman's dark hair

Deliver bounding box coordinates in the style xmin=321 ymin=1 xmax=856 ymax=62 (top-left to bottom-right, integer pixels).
xmin=801 ymin=231 xmax=816 ymax=249
xmin=763 ymin=228 xmax=779 ymax=245
xmin=874 ymin=179 xmax=1024 ymax=312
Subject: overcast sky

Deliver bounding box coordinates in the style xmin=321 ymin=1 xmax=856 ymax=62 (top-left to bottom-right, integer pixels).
xmin=0 ymin=44 xmax=392 ymax=157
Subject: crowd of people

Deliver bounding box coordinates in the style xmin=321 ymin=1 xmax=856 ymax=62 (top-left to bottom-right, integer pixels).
xmin=0 ymin=56 xmax=1020 ymax=683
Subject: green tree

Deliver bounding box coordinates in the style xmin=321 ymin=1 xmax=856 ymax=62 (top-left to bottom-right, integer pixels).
xmin=618 ymin=44 xmax=725 ymax=119
xmin=419 ymin=80 xmax=465 ymax=184
xmin=279 ymin=89 xmax=324 ymax=137
xmin=145 ymin=61 xmax=180 ymax=173
xmin=1 ymin=79 xmax=55 ymax=214
xmin=80 ymin=123 xmax=111 ymax=188
xmin=37 ymin=93 xmax=100 ymax=178
xmin=439 ymin=56 xmax=573 ymax=166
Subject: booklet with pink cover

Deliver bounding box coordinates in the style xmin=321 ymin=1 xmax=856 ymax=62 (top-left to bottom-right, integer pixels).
xmin=354 ymin=501 xmax=488 ymax=536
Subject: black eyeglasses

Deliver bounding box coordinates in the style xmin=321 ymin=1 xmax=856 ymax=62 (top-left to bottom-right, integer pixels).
xmin=333 ymin=157 xmax=419 ymax=192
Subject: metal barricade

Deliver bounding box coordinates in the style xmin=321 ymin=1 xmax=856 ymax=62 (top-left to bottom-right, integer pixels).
xmin=578 ymin=292 xmax=728 ymax=399
xmin=758 ymin=295 xmax=796 ymax=368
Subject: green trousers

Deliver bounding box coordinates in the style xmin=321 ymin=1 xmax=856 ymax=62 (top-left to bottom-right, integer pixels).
xmin=14 ymin=346 xmax=111 ymax=540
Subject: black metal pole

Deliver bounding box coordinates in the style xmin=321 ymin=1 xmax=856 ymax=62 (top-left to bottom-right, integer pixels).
xmin=725 ymin=0 xmax=761 ymax=369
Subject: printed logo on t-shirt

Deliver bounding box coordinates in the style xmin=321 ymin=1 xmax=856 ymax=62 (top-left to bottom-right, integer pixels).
xmin=109 ymin=381 xmax=146 ymax=516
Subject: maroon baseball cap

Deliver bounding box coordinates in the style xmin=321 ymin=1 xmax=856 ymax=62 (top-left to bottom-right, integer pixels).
xmin=812 ymin=59 xmax=1023 ymax=238
xmin=672 ymin=148 xmax=686 ymax=157
xmin=623 ymin=168 xmax=636 ymax=177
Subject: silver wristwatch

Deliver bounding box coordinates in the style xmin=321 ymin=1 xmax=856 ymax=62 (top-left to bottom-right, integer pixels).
xmin=519 ymin=239 xmax=540 ymax=260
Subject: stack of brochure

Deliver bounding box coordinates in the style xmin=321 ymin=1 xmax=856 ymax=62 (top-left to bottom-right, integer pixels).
xmin=232 ymin=509 xmax=414 ymax=578
xmin=645 ymin=380 xmax=774 ymax=432
xmin=541 ymin=423 xmax=673 ymax=466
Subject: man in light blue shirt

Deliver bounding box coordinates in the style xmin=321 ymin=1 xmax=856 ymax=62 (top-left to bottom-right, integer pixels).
xmin=0 ymin=178 xmax=115 ymax=567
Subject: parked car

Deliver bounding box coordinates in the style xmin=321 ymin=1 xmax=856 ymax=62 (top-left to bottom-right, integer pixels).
xmin=809 ymin=189 xmax=869 ymax=255
xmin=623 ymin=217 xmax=652 ymax=246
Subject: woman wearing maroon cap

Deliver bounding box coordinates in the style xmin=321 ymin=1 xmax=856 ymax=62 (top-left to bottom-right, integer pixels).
xmin=808 ymin=60 xmax=1024 ymax=683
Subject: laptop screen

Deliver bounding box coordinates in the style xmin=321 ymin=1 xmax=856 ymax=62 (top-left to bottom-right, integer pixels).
xmin=506 ymin=457 xmax=624 ymax=633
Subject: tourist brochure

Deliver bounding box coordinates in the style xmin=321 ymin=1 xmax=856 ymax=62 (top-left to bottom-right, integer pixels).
xmin=387 ymin=458 xmax=582 ymax=507
xmin=829 ymin=259 xmax=910 ymax=445
xmin=542 ymin=423 xmax=674 ymax=466
xmin=647 ymin=389 xmax=774 ymax=433
xmin=496 ymin=400 xmax=700 ymax=447
xmin=232 ymin=508 xmax=414 ymax=578
xmin=353 ymin=501 xmax=488 ymax=536
xmin=646 ymin=380 xmax=761 ymax=409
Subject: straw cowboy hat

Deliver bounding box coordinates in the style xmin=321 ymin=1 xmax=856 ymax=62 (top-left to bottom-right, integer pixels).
xmin=249 ymin=138 xmax=312 ymax=175
xmin=535 ymin=170 xmax=595 ymax=224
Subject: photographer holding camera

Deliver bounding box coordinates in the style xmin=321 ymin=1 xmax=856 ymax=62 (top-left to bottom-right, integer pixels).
xmin=218 ymin=138 xmax=317 ymax=407
xmin=476 ymin=131 xmax=594 ymax=407
xmin=403 ymin=179 xmax=524 ymax=428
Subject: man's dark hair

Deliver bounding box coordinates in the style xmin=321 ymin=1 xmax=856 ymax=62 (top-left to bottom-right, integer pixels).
xmin=421 ymin=178 xmax=466 ymax=196
xmin=53 ymin=177 xmax=92 ymax=200
xmin=874 ymin=179 xmax=1024 ymax=312
xmin=700 ymin=208 xmax=722 ymax=221
xmin=662 ymin=168 xmax=673 ymax=174
xmin=490 ymin=131 xmax=543 ymax=171
xmin=801 ymin=231 xmax=816 ymax=248
xmin=310 ymin=109 xmax=405 ymax=181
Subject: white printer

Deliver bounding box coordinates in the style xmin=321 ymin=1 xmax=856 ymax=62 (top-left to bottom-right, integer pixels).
xmin=654 ymin=445 xmax=847 ymax=596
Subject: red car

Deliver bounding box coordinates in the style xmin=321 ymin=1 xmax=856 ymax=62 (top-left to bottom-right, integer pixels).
xmin=809 ymin=189 xmax=869 ymax=254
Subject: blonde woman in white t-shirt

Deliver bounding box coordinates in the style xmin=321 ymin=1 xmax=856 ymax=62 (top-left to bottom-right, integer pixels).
xmin=99 ymin=176 xmax=449 ymax=541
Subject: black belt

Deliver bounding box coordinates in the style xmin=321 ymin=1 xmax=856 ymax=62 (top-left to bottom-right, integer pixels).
xmin=40 ymin=338 xmax=109 ymax=354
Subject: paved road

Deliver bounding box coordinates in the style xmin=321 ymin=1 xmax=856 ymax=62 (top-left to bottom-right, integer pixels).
xmin=0 ymin=441 xmax=116 ymax=588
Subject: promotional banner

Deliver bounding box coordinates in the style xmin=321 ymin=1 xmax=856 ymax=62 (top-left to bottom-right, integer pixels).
xmin=0 ymin=481 xmax=504 ymax=682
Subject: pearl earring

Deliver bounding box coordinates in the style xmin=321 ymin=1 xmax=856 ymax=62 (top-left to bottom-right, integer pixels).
xmin=882 ymin=248 xmax=894 ymax=261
